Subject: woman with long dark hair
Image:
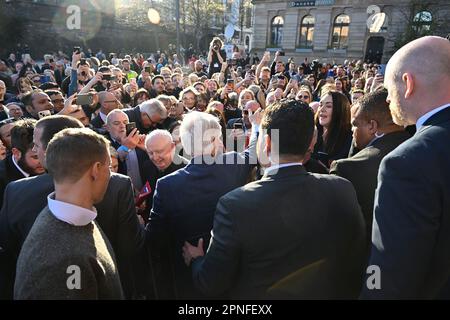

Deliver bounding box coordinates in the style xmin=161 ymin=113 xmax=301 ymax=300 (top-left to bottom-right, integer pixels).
xmin=313 ymin=90 xmax=352 ymax=167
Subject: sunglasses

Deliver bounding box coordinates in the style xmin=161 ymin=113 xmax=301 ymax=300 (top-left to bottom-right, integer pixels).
xmin=300 ymin=95 xmax=310 ymax=99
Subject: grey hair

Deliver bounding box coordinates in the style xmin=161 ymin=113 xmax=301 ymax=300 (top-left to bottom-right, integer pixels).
xmin=145 ymin=129 xmax=173 ymax=149
xmin=105 ymin=109 xmax=128 ymax=126
xmin=139 ymin=98 xmax=167 ymax=119
xmin=180 ymin=111 xmax=221 ymax=157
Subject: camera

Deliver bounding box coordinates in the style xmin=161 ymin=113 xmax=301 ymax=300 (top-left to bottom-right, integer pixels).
xmin=278 ymin=51 xmax=285 ymax=56
xmin=213 ymin=45 xmax=219 ymax=51
xmin=38 ymin=110 xmax=52 ymax=119
xmin=233 ymin=122 xmax=243 ymax=130
xmin=126 ymin=122 xmax=137 ymax=136
xmin=103 ymin=74 xmax=116 ymax=81
xmin=40 ymin=75 xmax=51 ymax=84
xmin=76 ymin=93 xmax=94 ymax=105
xmin=73 ymin=46 xmax=81 ymax=54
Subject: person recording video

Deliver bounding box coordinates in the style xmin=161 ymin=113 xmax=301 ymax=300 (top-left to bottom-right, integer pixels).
xmin=207 ymin=37 xmax=226 ymax=78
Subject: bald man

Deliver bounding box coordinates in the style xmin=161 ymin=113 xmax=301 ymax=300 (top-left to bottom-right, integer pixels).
xmin=91 ymin=91 xmax=120 ymax=129
xmin=362 ymin=36 xmax=450 ymax=299
xmin=141 ymin=129 xmax=188 ymax=210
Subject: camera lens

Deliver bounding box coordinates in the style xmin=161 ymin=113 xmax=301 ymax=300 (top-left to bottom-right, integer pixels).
xmin=81 ymin=71 xmax=86 ymax=76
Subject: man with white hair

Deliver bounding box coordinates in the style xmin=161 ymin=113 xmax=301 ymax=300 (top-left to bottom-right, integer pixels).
xmin=141 ymin=129 xmax=188 ymax=211
xmin=362 ymin=36 xmax=450 ymax=299
xmin=123 ymin=98 xmax=168 ymax=135
xmin=146 ymin=110 xmax=260 ymax=299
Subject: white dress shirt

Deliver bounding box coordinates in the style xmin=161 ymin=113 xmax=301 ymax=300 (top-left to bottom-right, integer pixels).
xmin=11 ymin=155 xmax=29 ymax=178
xmin=47 ymin=192 xmax=97 ymax=226
xmin=100 ymin=112 xmax=108 ymax=124
xmin=264 ymin=162 xmax=303 ymax=176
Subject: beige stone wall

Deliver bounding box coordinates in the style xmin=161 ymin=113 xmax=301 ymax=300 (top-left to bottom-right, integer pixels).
xmin=251 ymin=0 xmax=450 ymax=64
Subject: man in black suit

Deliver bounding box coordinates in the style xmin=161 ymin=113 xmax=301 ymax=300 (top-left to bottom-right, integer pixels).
xmin=330 ymin=89 xmax=410 ymax=245
xmin=0 ymin=116 xmax=145 ymax=299
xmin=183 ymin=100 xmax=366 ymax=299
xmin=90 ymin=91 xmax=119 ymax=129
xmin=137 ymin=129 xmax=188 ymax=299
xmin=0 ymin=119 xmax=45 ymax=208
xmin=105 ymin=109 xmax=149 ymax=191
xmin=146 ymin=110 xmax=259 ymax=299
xmin=141 ymin=129 xmax=188 ymax=215
xmin=123 ymin=99 xmax=167 ymax=135
xmin=362 ymin=36 xmax=450 ymax=299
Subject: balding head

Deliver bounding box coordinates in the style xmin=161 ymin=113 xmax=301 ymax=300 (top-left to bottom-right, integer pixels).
xmin=145 ymin=129 xmax=175 ymax=171
xmin=385 ymin=36 xmax=450 ymax=126
xmin=98 ymin=91 xmax=118 ymax=115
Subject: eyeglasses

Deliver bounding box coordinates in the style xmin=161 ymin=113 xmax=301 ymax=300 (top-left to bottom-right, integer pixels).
xmin=144 ymin=113 xmax=160 ymax=126
xmin=300 ymin=95 xmax=310 ymax=99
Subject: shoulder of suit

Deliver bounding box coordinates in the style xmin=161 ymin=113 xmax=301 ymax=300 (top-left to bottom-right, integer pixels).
xmin=0 ymin=158 xmax=6 ymax=173
xmin=308 ymin=171 xmax=355 ymax=190
xmin=109 ymin=172 xmax=132 ymax=186
xmin=386 ymin=128 xmax=442 ymax=161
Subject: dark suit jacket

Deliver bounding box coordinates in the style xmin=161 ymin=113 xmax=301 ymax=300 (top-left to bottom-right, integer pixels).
xmin=123 ymin=106 xmax=149 ymax=135
xmin=122 ymin=105 xmax=166 ymax=135
xmin=0 ymin=172 xmax=145 ymax=299
xmin=140 ymin=155 xmax=188 ymax=213
xmin=330 ymin=131 xmax=410 ymax=244
xmin=90 ymin=113 xmax=105 ymax=129
xmin=107 ymin=134 xmax=150 ymax=188
xmin=0 ymin=155 xmax=26 ymax=210
xmin=191 ymin=165 xmax=366 ymax=299
xmin=146 ymin=148 xmax=256 ymax=299
xmin=362 ymin=107 xmax=450 ymax=299
xmin=313 ymin=128 xmax=353 ymax=168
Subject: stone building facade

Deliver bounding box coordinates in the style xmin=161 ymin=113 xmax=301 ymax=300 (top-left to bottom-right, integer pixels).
xmin=251 ymin=0 xmax=450 ymax=64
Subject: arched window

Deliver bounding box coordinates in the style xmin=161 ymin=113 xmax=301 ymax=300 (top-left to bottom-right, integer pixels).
xmin=413 ymin=11 xmax=432 ymax=34
xmin=298 ymin=15 xmax=315 ymax=48
xmin=331 ymin=14 xmax=350 ymax=49
xmin=270 ymin=16 xmax=284 ymax=47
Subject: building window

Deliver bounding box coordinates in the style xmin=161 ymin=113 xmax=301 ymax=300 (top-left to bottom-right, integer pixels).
xmin=269 ymin=16 xmax=284 ymax=47
xmin=413 ymin=11 xmax=432 ymax=34
xmin=298 ymin=15 xmax=314 ymax=48
xmin=331 ymin=14 xmax=350 ymax=49
xmin=245 ymin=6 xmax=252 ymax=28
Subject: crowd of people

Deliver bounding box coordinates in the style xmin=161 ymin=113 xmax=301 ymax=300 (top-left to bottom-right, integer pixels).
xmin=0 ymin=34 xmax=449 ymax=300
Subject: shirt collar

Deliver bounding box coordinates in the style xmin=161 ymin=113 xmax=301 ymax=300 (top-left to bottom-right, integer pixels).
xmin=366 ymin=133 xmax=385 ymax=148
xmin=416 ymin=104 xmax=450 ymax=131
xmin=47 ymin=192 xmax=97 ymax=226
xmin=264 ymin=162 xmax=303 ymax=176
xmin=100 ymin=112 xmax=107 ymax=123
xmin=11 ymin=155 xmax=29 ymax=178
